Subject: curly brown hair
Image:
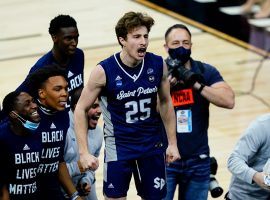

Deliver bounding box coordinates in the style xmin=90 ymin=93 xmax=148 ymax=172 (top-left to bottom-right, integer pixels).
xmin=115 ymin=11 xmax=155 ymax=47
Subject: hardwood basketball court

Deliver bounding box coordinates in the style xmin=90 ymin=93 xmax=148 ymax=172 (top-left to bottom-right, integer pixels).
xmin=0 ymin=0 xmax=269 ymax=199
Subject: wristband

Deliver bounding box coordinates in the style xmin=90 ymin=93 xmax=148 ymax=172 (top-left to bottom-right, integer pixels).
xmin=198 ymin=83 xmax=205 ymax=94
xmin=70 ymin=191 xmax=80 ymax=200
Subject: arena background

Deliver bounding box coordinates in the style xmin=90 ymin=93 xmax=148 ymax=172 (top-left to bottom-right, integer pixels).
xmin=0 ymin=0 xmax=270 ymax=199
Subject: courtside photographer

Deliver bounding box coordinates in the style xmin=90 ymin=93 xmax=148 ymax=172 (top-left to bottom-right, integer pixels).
xmin=163 ymin=23 xmax=234 ymax=200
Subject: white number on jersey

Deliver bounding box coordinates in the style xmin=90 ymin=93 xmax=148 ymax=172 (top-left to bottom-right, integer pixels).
xmin=125 ymin=98 xmax=151 ymax=123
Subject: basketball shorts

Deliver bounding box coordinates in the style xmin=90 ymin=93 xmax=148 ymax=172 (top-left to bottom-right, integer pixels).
xmin=103 ymin=153 xmax=166 ymax=200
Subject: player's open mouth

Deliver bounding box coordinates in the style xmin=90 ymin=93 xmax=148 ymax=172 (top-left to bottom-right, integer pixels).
xmin=31 ymin=111 xmax=39 ymax=117
xmin=59 ymin=101 xmax=67 ymax=106
xmin=91 ymin=114 xmax=100 ymax=121
xmin=31 ymin=111 xmax=40 ymax=121
xmin=138 ymin=48 xmax=146 ymax=57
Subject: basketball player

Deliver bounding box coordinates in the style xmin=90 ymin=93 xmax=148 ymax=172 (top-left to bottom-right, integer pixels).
xmin=74 ymin=11 xmax=180 ymax=200
xmin=0 ymin=91 xmax=42 ymax=200
xmin=27 ymin=65 xmax=82 ymax=200
xmin=17 ymin=14 xmax=84 ymax=109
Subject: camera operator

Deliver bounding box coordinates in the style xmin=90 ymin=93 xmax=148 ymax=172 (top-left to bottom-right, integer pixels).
xmin=162 ymin=24 xmax=235 ymax=200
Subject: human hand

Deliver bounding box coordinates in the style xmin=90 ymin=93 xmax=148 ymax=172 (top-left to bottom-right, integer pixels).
xmin=79 ymin=153 xmax=99 ymax=172
xmin=253 ymin=172 xmax=270 ymax=191
xmin=176 ymin=66 xmax=203 ymax=87
xmin=77 ymin=181 xmax=91 ymax=196
xmin=166 ymin=144 xmax=181 ymax=163
xmin=0 ymin=184 xmax=9 ymax=200
xmin=168 ymin=74 xmax=178 ymax=87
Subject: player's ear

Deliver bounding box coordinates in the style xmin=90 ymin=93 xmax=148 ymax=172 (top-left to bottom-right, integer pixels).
xmin=38 ymin=89 xmax=46 ymax=99
xmin=51 ymin=34 xmax=57 ymax=42
xmin=119 ymin=37 xmax=126 ymax=47
xmin=164 ymin=44 xmax=169 ymax=52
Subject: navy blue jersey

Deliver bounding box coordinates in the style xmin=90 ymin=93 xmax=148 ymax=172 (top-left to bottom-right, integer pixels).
xmin=36 ymin=107 xmax=69 ymax=198
xmin=0 ymin=122 xmax=42 ymax=200
xmin=16 ymin=48 xmax=84 ymax=109
xmin=99 ymin=52 xmax=164 ymax=162
xmin=170 ymin=59 xmax=224 ymax=158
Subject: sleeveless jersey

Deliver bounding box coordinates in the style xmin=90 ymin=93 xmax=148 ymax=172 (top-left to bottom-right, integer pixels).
xmin=99 ymin=52 xmax=164 ymax=162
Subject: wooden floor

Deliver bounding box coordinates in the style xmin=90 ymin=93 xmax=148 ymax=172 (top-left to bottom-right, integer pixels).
xmin=0 ymin=0 xmax=270 ymax=199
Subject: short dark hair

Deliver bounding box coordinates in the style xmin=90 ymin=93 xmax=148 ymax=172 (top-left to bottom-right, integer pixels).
xmin=2 ymin=91 xmax=21 ymax=115
xmin=48 ymin=14 xmax=77 ymax=35
xmin=115 ymin=11 xmax=155 ymax=47
xmin=165 ymin=24 xmax=192 ymax=42
xmin=27 ymin=64 xmax=67 ymax=99
xmin=70 ymin=87 xmax=83 ymax=111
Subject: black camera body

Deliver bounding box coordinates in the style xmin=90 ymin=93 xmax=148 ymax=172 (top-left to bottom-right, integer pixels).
xmin=209 ymin=157 xmax=223 ymax=198
xmin=166 ymin=58 xmax=203 ymax=87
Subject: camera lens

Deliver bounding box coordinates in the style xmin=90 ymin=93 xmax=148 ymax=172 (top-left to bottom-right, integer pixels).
xmin=210 ymin=186 xmax=223 ymax=198
xmin=209 ymin=177 xmax=223 ymax=198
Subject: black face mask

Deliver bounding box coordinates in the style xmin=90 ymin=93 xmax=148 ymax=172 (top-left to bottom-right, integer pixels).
xmin=168 ymin=46 xmax=191 ymax=65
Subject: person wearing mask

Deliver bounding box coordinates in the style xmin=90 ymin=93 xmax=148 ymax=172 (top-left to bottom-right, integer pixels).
xmin=0 ymin=91 xmax=42 ymax=200
xmin=163 ymin=24 xmax=235 ymax=200
xmin=0 ymin=14 xmax=84 ymax=124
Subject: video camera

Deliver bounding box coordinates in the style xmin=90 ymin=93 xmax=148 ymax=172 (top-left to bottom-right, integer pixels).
xmin=166 ymin=58 xmax=203 ymax=87
xmin=209 ymin=157 xmax=223 ymax=198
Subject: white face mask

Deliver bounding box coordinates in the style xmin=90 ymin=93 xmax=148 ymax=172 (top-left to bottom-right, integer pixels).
xmin=12 ymin=111 xmax=40 ymax=132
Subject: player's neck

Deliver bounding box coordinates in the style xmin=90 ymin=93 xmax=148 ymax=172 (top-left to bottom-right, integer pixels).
xmin=52 ymin=48 xmax=70 ymax=67
xmin=37 ymin=99 xmax=58 ymax=115
xmin=120 ymin=51 xmax=141 ymax=68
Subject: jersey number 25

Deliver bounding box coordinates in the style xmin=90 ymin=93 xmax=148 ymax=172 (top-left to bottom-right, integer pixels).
xmin=125 ymin=98 xmax=151 ymax=123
